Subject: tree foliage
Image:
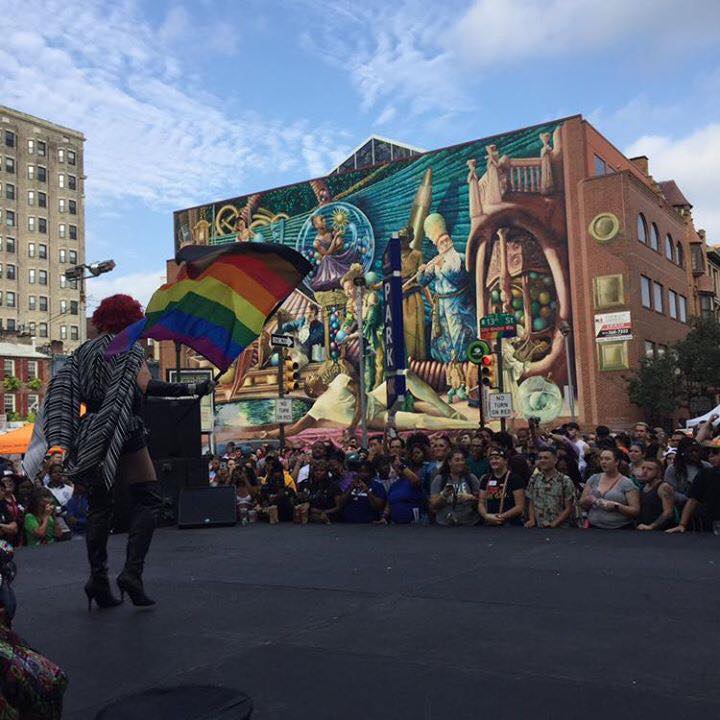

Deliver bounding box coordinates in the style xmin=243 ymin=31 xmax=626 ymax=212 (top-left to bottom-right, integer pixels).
xmin=673 ymin=316 xmax=720 ymax=401
xmin=627 ymin=354 xmax=682 ymax=424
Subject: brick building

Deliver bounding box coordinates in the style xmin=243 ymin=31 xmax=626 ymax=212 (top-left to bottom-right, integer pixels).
xmin=162 ymin=114 xmax=713 ymax=430
xmin=0 ymin=337 xmax=50 ymax=420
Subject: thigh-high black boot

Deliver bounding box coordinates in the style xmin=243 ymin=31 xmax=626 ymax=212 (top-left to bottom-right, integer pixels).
xmin=84 ymin=481 xmax=122 ymax=610
xmin=116 ymin=482 xmax=161 ymax=606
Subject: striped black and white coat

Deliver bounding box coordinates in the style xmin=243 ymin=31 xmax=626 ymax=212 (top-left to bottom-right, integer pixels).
xmin=43 ymin=334 xmax=146 ymax=491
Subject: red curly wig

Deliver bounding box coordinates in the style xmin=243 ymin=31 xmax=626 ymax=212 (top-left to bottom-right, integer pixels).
xmin=91 ymin=294 xmax=144 ymax=334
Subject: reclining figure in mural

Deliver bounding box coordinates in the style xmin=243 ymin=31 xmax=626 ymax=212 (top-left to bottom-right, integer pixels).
xmin=251 ymin=360 xmax=478 ymax=437
xmin=413 ymin=213 xmax=476 ymax=363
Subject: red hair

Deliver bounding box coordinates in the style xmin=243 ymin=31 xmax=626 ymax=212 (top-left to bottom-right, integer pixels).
xmin=92 ymin=294 xmax=144 ymax=334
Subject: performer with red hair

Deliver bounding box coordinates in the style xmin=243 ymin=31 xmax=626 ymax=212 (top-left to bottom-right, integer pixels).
xmin=42 ymin=294 xmax=214 ymax=610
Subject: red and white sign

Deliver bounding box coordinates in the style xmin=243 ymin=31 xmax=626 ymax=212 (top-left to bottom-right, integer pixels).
xmin=594 ymin=311 xmax=632 ymax=343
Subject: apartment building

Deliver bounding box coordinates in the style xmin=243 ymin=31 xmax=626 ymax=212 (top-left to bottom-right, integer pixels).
xmin=0 ymin=105 xmax=85 ymax=350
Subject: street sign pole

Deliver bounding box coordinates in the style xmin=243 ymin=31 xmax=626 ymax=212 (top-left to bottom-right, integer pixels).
xmin=496 ymin=334 xmax=506 ymax=431
xmin=354 ymin=280 xmax=368 ymax=449
xmin=277 ymin=347 xmax=285 ymax=453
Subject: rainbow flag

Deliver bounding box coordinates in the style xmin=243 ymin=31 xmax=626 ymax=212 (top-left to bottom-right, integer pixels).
xmin=106 ymin=243 xmax=312 ymax=372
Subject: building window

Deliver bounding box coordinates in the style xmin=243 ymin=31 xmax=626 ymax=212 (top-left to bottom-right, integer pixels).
xmin=37 ymin=191 xmax=46 ymax=208
xmin=597 ymin=341 xmax=630 ymax=371
xmin=28 ymin=295 xmax=36 ymax=311
xmin=4 ymin=131 xmax=14 ymax=148
xmin=27 ymin=217 xmax=35 ymax=232
xmin=67 ymin=150 xmax=76 ymax=166
xmin=3 ymin=360 xmax=14 ymax=378
xmin=27 ymin=165 xmax=34 ymax=180
xmin=700 ymin=294 xmax=714 ymax=318
xmin=27 ymin=243 xmax=35 ymax=258
xmin=28 ymin=269 xmax=35 ymax=284
xmin=6 ymin=291 xmax=15 ymax=307
xmin=60 ymin=275 xmax=66 ymax=289
xmin=70 ymin=326 xmax=79 ymax=341
xmin=5 ymin=264 xmax=14 ymax=280
xmin=39 ymin=296 xmax=47 ymax=312
xmin=5 ymin=238 xmax=14 ymax=253
xmin=5 ymin=320 xmax=14 ymax=333
xmin=641 ymin=275 xmax=651 ymax=308
xmin=644 ymin=341 xmax=656 ymax=358
xmin=593 ymin=155 xmax=606 ymax=176
xmin=5 ymin=211 xmax=14 ymax=227
xmin=3 ymin=396 xmax=15 ymax=414
xmin=38 ymin=243 xmax=46 ymax=259
xmin=668 ymin=289 xmax=678 ymax=319
xmin=38 ymin=270 xmax=47 ymax=286
xmin=37 ymin=141 xmax=45 ymax=157
xmin=679 ymin=295 xmax=688 ymax=323
xmin=691 ymin=245 xmax=705 ymax=274
xmin=69 ymin=250 xmax=77 ymax=265
xmin=27 ymin=190 xmax=34 ymax=206
xmin=676 ymin=242 xmax=684 ymax=267
xmin=37 ymin=166 xmax=46 ymax=183
xmin=69 ymin=224 xmax=77 ymax=240
xmin=69 ymin=200 xmax=77 ymax=215
xmin=657 ymin=344 xmax=667 ymax=357
xmin=59 ymin=249 xmax=66 ymax=263
xmin=28 ymin=322 xmax=35 ymax=335
xmin=70 ymin=300 xmax=78 ymax=315
xmin=38 ymin=218 xmax=46 ymax=234
xmin=38 ymin=322 xmax=47 ymax=338
xmin=58 ymin=148 xmax=64 ymax=163
xmin=59 ymin=299 xmax=67 ymax=314
xmin=58 ymin=173 xmax=65 ymax=188
xmin=58 ymin=198 xmax=65 ymax=213
xmin=4 ymin=184 xmax=13 ymax=201
xmin=58 ymin=223 xmax=66 ymax=238
xmin=637 ymin=214 xmax=647 ymax=244
xmin=26 ymin=360 xmax=37 ymax=380
xmin=60 ymin=325 xmax=67 ymax=340
xmin=27 ymin=139 xmax=34 ymax=154
xmin=0 ymin=263 xmax=3 ymax=278
xmin=3 ymin=158 xmax=13 ymax=174
xmin=28 ymin=394 xmax=39 ymax=412
xmin=653 ymin=281 xmax=664 ymax=313
xmin=665 ymin=233 xmax=674 ymax=260
xmin=68 ymin=175 xmax=76 ymax=191
xmin=649 ymin=222 xmax=659 ymax=251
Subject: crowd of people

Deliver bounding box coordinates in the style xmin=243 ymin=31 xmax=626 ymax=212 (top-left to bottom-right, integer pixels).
xmin=3 ymin=416 xmax=719 ymax=548
xmin=206 ymin=417 xmax=720 ymax=534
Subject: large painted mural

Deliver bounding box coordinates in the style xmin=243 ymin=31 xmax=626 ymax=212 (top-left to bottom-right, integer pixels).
xmin=173 ymin=120 xmax=574 ymax=440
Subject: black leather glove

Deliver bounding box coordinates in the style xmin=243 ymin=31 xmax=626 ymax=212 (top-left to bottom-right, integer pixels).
xmin=195 ymin=379 xmax=216 ymax=396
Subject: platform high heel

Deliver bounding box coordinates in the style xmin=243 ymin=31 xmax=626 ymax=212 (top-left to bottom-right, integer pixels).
xmin=84 ymin=578 xmax=122 ymax=611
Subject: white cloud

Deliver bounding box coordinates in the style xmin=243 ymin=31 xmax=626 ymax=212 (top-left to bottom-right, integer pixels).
xmin=301 ymin=0 xmax=720 ymax=121
xmin=85 ymin=269 xmax=167 ymax=312
xmin=626 ymin=124 xmax=720 ymax=240
xmin=0 ymin=0 xmax=351 ymax=212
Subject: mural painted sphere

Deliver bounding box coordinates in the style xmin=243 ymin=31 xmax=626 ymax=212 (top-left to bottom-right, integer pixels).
xmin=296 ymin=201 xmax=375 ymax=280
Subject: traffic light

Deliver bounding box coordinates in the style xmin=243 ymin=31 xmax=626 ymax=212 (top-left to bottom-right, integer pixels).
xmin=480 ymin=355 xmax=495 ymax=388
xmin=283 ymin=359 xmax=301 ymax=391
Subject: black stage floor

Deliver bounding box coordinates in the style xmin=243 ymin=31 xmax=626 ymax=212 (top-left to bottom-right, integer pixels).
xmin=15 ymin=524 xmax=720 ymax=719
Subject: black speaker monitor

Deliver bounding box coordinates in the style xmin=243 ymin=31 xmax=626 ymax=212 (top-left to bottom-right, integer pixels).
xmin=178 ymin=487 xmax=236 ymax=529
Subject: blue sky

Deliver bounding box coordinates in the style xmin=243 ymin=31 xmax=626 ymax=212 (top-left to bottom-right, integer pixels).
xmin=1 ymin=0 xmax=719 ymax=310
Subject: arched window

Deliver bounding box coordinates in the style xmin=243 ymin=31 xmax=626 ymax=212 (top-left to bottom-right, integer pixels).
xmin=665 ymin=233 xmax=674 ymax=260
xmin=649 ymin=222 xmax=659 ymax=251
xmin=676 ymin=242 xmax=684 ymax=267
xmin=637 ymin=214 xmax=647 ymax=244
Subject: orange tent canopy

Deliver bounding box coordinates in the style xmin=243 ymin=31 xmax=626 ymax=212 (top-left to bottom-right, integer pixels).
xmin=0 ymin=424 xmax=34 ymax=455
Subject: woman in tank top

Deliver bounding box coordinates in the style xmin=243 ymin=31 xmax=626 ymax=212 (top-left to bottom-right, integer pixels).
xmin=635 ymin=458 xmax=675 ymax=531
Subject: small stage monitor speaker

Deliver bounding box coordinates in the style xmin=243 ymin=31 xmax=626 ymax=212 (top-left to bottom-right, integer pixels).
xmin=178 ymin=486 xmax=237 ymax=529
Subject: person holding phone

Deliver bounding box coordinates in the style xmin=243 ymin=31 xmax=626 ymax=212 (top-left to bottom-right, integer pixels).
xmin=23 ymin=491 xmax=63 ymax=547
xmin=430 ymin=448 xmax=481 ymax=527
